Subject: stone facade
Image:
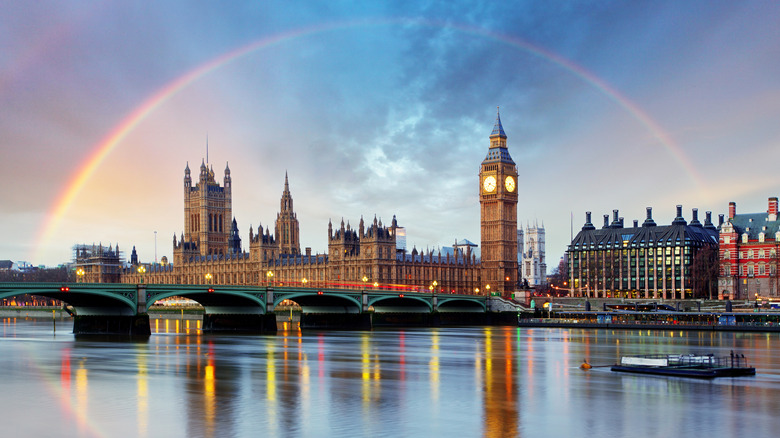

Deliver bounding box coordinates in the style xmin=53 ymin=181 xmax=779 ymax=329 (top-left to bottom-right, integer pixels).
xmin=478 ymin=109 xmax=519 ymax=294
xmin=121 ymin=113 xmax=521 ymax=295
xmin=518 ymin=222 xmax=546 ymax=286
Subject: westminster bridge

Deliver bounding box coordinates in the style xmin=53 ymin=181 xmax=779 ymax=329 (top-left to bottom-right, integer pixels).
xmin=0 ymin=282 xmax=509 ymax=335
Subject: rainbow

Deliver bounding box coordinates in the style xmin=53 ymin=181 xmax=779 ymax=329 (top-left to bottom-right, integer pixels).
xmin=33 ymin=17 xmax=700 ymax=262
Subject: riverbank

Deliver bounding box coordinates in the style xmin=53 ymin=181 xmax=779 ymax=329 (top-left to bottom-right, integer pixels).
xmin=517 ymin=318 xmax=780 ymax=332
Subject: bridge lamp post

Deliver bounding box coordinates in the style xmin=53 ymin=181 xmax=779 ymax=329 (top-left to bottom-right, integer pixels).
xmin=266 ymin=271 xmax=274 ymax=286
xmin=137 ymin=265 xmax=146 ymax=284
xmin=373 ymin=281 xmax=379 ymax=288
xmin=433 ymin=280 xmax=438 ymax=293
xmin=205 ymin=273 xmax=213 ymax=284
xmin=485 ymin=284 xmax=491 ymax=296
xmin=302 ymin=277 xmax=308 ymax=287
xmin=76 ymin=268 xmax=85 ymax=283
xmin=475 ymin=287 xmax=479 ymax=295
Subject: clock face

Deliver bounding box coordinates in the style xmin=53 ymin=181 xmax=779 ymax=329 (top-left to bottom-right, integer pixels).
xmin=505 ymin=176 xmax=515 ymax=192
xmin=483 ymin=175 xmax=497 ymax=192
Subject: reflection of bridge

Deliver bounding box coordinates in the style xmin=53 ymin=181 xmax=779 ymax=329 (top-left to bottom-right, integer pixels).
xmin=0 ymin=282 xmax=490 ymax=335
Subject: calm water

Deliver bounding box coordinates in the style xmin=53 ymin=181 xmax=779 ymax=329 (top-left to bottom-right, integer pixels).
xmin=1 ymin=317 xmax=779 ymax=438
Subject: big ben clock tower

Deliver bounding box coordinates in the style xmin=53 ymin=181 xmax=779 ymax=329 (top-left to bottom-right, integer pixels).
xmin=479 ymin=108 xmax=518 ymax=295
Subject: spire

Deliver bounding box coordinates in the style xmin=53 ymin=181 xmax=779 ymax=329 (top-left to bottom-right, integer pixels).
xmin=284 ymin=171 xmax=289 ymax=192
xmin=490 ymin=106 xmax=507 ymax=139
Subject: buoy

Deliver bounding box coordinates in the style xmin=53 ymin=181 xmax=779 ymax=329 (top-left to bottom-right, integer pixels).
xmin=580 ymin=360 xmax=592 ymax=370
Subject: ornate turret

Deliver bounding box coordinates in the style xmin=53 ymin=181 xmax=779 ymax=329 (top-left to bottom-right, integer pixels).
xmin=275 ymin=172 xmax=300 ymax=255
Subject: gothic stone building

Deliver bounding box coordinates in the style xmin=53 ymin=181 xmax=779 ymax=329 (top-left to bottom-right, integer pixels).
xmin=567 ymin=206 xmax=718 ymax=299
xmin=718 ymin=198 xmax=780 ymax=300
xmin=122 ymin=111 xmax=520 ymax=296
xmin=517 ymin=222 xmax=546 ymax=286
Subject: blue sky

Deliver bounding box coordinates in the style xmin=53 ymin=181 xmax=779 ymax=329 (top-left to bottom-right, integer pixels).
xmin=2 ymin=1 xmax=780 ymax=268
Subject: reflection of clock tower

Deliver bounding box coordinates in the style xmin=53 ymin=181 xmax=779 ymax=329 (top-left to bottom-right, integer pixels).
xmin=479 ymin=108 xmax=518 ymax=294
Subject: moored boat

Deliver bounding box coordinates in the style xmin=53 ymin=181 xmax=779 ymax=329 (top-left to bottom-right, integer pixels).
xmin=611 ymin=353 xmax=756 ymax=378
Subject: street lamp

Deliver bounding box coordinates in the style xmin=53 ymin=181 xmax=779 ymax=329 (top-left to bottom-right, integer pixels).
xmin=433 ymin=280 xmax=438 ymax=293
xmin=474 ymin=287 xmax=480 ymax=294
xmin=76 ymin=268 xmax=85 ymax=283
xmin=485 ymin=284 xmax=491 ymax=296
xmin=266 ymin=270 xmax=274 ymax=286
xmin=373 ymin=281 xmax=379 ymax=288
xmin=302 ymin=277 xmax=308 ymax=287
xmin=137 ymin=265 xmax=146 ymax=283
xmin=205 ymin=273 xmax=213 ymax=284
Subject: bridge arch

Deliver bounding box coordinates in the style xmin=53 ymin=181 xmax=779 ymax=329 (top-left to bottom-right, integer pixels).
xmin=145 ymin=285 xmax=266 ymax=314
xmin=0 ymin=283 xmax=137 ymax=315
xmin=368 ymin=295 xmax=433 ymax=313
xmin=274 ymin=292 xmax=361 ymax=314
xmin=437 ymin=296 xmax=487 ymax=313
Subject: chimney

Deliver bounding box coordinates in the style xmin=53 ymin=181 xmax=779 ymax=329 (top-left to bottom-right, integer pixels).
xmin=704 ymin=211 xmax=717 ymax=230
xmin=306 ymin=247 xmax=312 ymax=256
xmin=769 ymin=197 xmax=778 ymax=221
xmin=690 ymin=208 xmax=702 ymax=227
xmin=672 ymin=205 xmax=687 ymax=225
xmin=611 ymin=209 xmax=620 ymax=228
xmin=728 ymin=202 xmax=736 ymax=219
xmin=633 ymin=219 xmax=638 ymax=228
xmin=583 ymin=211 xmax=595 ymax=231
xmin=603 ymin=215 xmax=609 ymax=229
xmin=718 ymin=214 xmax=724 ymax=226
xmin=643 ymin=207 xmax=657 ymax=227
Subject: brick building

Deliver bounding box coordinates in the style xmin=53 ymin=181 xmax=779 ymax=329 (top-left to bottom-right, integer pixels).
xmin=718 ymin=198 xmax=780 ymax=300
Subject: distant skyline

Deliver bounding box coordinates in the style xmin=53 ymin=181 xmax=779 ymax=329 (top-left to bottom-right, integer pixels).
xmin=2 ymin=1 xmax=780 ymax=267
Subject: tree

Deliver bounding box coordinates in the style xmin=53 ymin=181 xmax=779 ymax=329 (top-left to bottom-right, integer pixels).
xmin=692 ymin=245 xmax=719 ymax=299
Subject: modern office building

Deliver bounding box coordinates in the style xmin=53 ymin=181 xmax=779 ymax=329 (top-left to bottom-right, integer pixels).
xmin=567 ymin=206 xmax=718 ymax=299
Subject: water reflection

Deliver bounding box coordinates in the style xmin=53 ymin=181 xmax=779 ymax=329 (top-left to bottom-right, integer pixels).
xmin=2 ymin=318 xmax=780 ymax=438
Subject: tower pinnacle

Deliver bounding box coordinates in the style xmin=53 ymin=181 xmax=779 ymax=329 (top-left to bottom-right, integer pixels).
xmin=490 ymin=106 xmax=507 ymax=139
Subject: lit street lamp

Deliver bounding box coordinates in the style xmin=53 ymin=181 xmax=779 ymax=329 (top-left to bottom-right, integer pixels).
xmin=266 ymin=271 xmax=274 ymax=286
xmin=302 ymin=277 xmax=308 ymax=287
xmin=76 ymin=268 xmax=85 ymax=283
xmin=205 ymin=273 xmax=213 ymax=284
xmin=137 ymin=265 xmax=146 ymax=283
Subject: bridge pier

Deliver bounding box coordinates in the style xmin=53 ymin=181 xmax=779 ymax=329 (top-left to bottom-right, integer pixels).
xmin=202 ymin=313 xmax=277 ymax=333
xmin=73 ymin=314 xmax=151 ymax=336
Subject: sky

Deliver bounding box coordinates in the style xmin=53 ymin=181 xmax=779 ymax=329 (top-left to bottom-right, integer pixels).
xmin=2 ymin=1 xmax=780 ymax=269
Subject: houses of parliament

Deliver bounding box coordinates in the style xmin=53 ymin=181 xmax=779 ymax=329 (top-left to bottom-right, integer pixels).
xmin=115 ymin=111 xmax=519 ymax=295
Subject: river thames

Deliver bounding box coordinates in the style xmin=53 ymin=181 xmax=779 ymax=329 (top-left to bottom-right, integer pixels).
xmin=1 ymin=317 xmax=779 ymax=437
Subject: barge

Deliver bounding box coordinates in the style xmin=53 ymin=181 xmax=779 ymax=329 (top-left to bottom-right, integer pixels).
xmin=611 ymin=353 xmax=756 ymax=378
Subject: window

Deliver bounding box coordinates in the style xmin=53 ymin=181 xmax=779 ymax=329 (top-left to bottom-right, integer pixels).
xmin=725 ymin=266 xmax=731 ymax=276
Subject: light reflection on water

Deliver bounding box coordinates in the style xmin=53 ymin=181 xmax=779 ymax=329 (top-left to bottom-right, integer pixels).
xmin=1 ymin=317 xmax=779 ymax=437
